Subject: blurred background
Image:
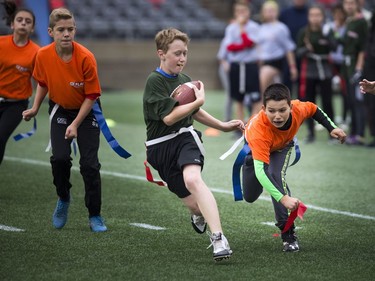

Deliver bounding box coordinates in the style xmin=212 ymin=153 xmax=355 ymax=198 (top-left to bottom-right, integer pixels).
xmin=1 ymin=0 xmax=375 ymax=90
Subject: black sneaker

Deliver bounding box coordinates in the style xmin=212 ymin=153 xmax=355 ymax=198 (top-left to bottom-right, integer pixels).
xmin=281 ymin=228 xmax=299 ymax=252
xmin=191 ymin=214 xmax=207 ymax=234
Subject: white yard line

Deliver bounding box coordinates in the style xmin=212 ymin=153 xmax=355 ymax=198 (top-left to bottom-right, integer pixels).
xmin=129 ymin=223 xmax=166 ymax=230
xmin=260 ymin=221 xmax=302 ymax=229
xmin=4 ymin=156 xmax=375 ymax=222
xmin=0 ymin=224 xmax=25 ymax=232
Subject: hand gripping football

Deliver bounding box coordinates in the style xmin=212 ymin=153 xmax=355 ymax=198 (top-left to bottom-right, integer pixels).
xmin=170 ymin=81 xmax=200 ymax=105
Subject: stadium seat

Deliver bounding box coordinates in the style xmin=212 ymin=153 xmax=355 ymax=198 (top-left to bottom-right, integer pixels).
xmin=63 ymin=0 xmax=228 ymax=40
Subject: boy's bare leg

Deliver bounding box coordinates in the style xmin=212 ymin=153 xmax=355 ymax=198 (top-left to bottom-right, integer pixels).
xmin=182 ymin=164 xmax=222 ymax=233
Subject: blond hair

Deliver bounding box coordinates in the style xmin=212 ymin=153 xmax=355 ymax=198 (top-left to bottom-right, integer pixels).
xmin=49 ymin=8 xmax=74 ymax=29
xmin=261 ymin=0 xmax=279 ymax=21
xmin=155 ymin=28 xmax=190 ymax=53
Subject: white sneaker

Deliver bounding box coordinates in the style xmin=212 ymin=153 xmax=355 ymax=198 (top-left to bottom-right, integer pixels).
xmin=191 ymin=214 xmax=207 ymax=234
xmin=207 ymin=232 xmax=233 ymax=261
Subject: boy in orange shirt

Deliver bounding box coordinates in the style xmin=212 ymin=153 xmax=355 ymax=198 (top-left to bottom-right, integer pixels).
xmin=0 ymin=0 xmax=39 ymax=165
xmin=243 ymin=83 xmax=346 ymax=252
xmin=22 ymin=8 xmax=106 ymax=232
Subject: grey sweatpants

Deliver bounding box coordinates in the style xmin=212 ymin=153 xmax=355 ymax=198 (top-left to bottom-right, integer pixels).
xmin=242 ymin=142 xmax=294 ymax=229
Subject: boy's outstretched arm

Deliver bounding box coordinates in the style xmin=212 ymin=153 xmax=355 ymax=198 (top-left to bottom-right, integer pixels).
xmin=193 ymin=108 xmax=244 ymax=132
xmin=253 ymin=159 xmax=300 ymax=211
xmin=312 ymin=107 xmax=346 ymax=143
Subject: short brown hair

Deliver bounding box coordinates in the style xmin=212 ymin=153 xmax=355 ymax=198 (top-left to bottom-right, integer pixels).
xmin=155 ymin=28 xmax=190 ymax=53
xmin=49 ymin=8 xmax=74 ymax=29
xmin=263 ymin=83 xmax=291 ymax=107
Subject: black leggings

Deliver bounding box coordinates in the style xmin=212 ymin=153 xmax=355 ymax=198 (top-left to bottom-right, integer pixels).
xmin=242 ymin=143 xmax=294 ymax=229
xmin=49 ymin=102 xmax=101 ymax=217
xmin=0 ymin=100 xmax=28 ymax=165
xmin=305 ymin=78 xmax=334 ymax=138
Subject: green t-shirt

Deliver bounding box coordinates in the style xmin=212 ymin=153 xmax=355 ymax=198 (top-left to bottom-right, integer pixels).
xmin=143 ymin=70 xmax=193 ymax=140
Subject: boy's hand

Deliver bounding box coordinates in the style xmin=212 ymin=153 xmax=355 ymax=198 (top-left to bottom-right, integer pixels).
xmin=193 ymin=81 xmax=205 ymax=107
xmin=22 ymin=108 xmax=38 ymax=121
xmin=330 ymin=128 xmax=347 ymax=144
xmin=280 ymin=195 xmax=299 ymax=211
xmin=359 ymin=79 xmax=375 ymax=95
xmin=65 ymin=124 xmax=78 ymax=139
xmin=221 ymin=120 xmax=245 ymax=132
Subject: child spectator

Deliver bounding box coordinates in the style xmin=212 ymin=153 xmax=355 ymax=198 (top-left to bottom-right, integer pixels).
xmin=296 ymin=5 xmax=336 ymax=143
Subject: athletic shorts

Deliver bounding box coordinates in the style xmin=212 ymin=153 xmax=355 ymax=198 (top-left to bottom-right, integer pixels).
xmin=146 ymin=131 xmax=204 ymax=198
xmin=262 ymin=57 xmax=285 ymax=72
xmin=229 ymin=62 xmax=260 ymax=102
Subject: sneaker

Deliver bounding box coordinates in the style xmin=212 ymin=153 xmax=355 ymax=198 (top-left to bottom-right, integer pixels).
xmin=207 ymin=232 xmax=233 ymax=261
xmin=89 ymin=216 xmax=107 ymax=232
xmin=281 ymin=228 xmax=299 ymax=252
xmin=52 ymin=198 xmax=70 ymax=229
xmin=346 ymin=135 xmax=365 ymax=146
xmin=191 ymin=214 xmax=207 ymax=234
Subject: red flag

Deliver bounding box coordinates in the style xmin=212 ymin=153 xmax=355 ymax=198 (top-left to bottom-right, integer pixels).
xmin=282 ymin=202 xmax=307 ymax=233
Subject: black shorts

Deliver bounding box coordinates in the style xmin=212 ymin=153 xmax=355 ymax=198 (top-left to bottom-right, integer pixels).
xmin=229 ymin=62 xmax=260 ymax=102
xmin=262 ymin=57 xmax=285 ymax=72
xmin=146 ymin=131 xmax=204 ymax=198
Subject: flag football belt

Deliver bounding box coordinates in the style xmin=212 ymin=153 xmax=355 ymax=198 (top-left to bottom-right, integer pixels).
xmin=220 ymin=136 xmax=301 ymax=201
xmin=144 ymin=126 xmax=205 ymax=187
xmin=0 ymin=97 xmax=20 ymax=103
xmin=45 ymin=101 xmax=131 ymax=159
xmin=13 ymin=117 xmax=37 ymax=141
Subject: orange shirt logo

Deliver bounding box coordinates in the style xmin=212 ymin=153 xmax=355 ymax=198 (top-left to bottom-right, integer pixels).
xmin=15 ymin=64 xmax=29 ymax=72
xmin=69 ymin=82 xmax=84 ymax=88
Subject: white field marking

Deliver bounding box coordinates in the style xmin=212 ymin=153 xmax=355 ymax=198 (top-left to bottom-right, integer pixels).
xmin=260 ymin=222 xmax=302 ymax=230
xmin=129 ymin=223 xmax=166 ymax=230
xmin=0 ymin=224 xmax=25 ymax=232
xmin=4 ymin=156 xmax=375 ymax=222
xmin=209 ymin=187 xmax=375 ymax=221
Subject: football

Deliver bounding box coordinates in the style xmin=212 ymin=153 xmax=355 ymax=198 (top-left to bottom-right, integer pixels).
xmin=170 ymin=81 xmax=200 ymax=105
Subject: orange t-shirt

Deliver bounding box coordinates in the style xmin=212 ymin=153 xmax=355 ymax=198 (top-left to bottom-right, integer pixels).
xmin=33 ymin=41 xmax=101 ymax=109
xmin=0 ymin=35 xmax=39 ymax=100
xmin=245 ymin=100 xmax=317 ymax=164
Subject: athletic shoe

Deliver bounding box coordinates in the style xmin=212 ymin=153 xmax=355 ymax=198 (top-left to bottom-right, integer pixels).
xmin=346 ymin=135 xmax=365 ymax=146
xmin=207 ymin=232 xmax=233 ymax=261
xmin=191 ymin=214 xmax=207 ymax=234
xmin=52 ymin=198 xmax=70 ymax=229
xmin=89 ymin=216 xmax=107 ymax=232
xmin=281 ymin=228 xmax=299 ymax=252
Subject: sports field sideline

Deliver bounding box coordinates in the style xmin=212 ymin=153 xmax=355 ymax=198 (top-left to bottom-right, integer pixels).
xmin=1 ymin=90 xmax=374 ymax=281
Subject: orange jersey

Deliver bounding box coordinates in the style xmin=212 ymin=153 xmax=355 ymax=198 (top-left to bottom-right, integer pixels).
xmin=0 ymin=35 xmax=39 ymax=100
xmin=245 ymin=100 xmax=317 ymax=164
xmin=33 ymin=41 xmax=101 ymax=109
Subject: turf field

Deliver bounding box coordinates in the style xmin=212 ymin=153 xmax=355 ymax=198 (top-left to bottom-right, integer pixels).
xmin=1 ymin=90 xmax=374 ymax=281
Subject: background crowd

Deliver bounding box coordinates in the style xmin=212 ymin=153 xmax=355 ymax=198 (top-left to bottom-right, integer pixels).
xmin=219 ymin=0 xmax=375 ymax=147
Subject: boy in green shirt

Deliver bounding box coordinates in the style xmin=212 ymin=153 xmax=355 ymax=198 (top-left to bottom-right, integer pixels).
xmin=143 ymin=28 xmax=244 ymax=261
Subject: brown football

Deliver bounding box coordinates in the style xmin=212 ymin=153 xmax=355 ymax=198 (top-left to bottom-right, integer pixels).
xmin=170 ymin=81 xmax=200 ymax=105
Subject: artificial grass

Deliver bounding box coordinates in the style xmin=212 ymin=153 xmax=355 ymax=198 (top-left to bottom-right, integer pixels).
xmin=1 ymin=90 xmax=374 ymax=281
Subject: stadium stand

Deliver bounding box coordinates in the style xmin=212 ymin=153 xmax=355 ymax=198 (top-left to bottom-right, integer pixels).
xmin=63 ymin=0 xmax=227 ymax=40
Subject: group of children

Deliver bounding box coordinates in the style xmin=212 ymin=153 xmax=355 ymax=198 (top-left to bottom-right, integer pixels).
xmin=7 ymin=0 xmax=375 ymax=262
xmin=218 ymin=0 xmax=370 ymax=145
